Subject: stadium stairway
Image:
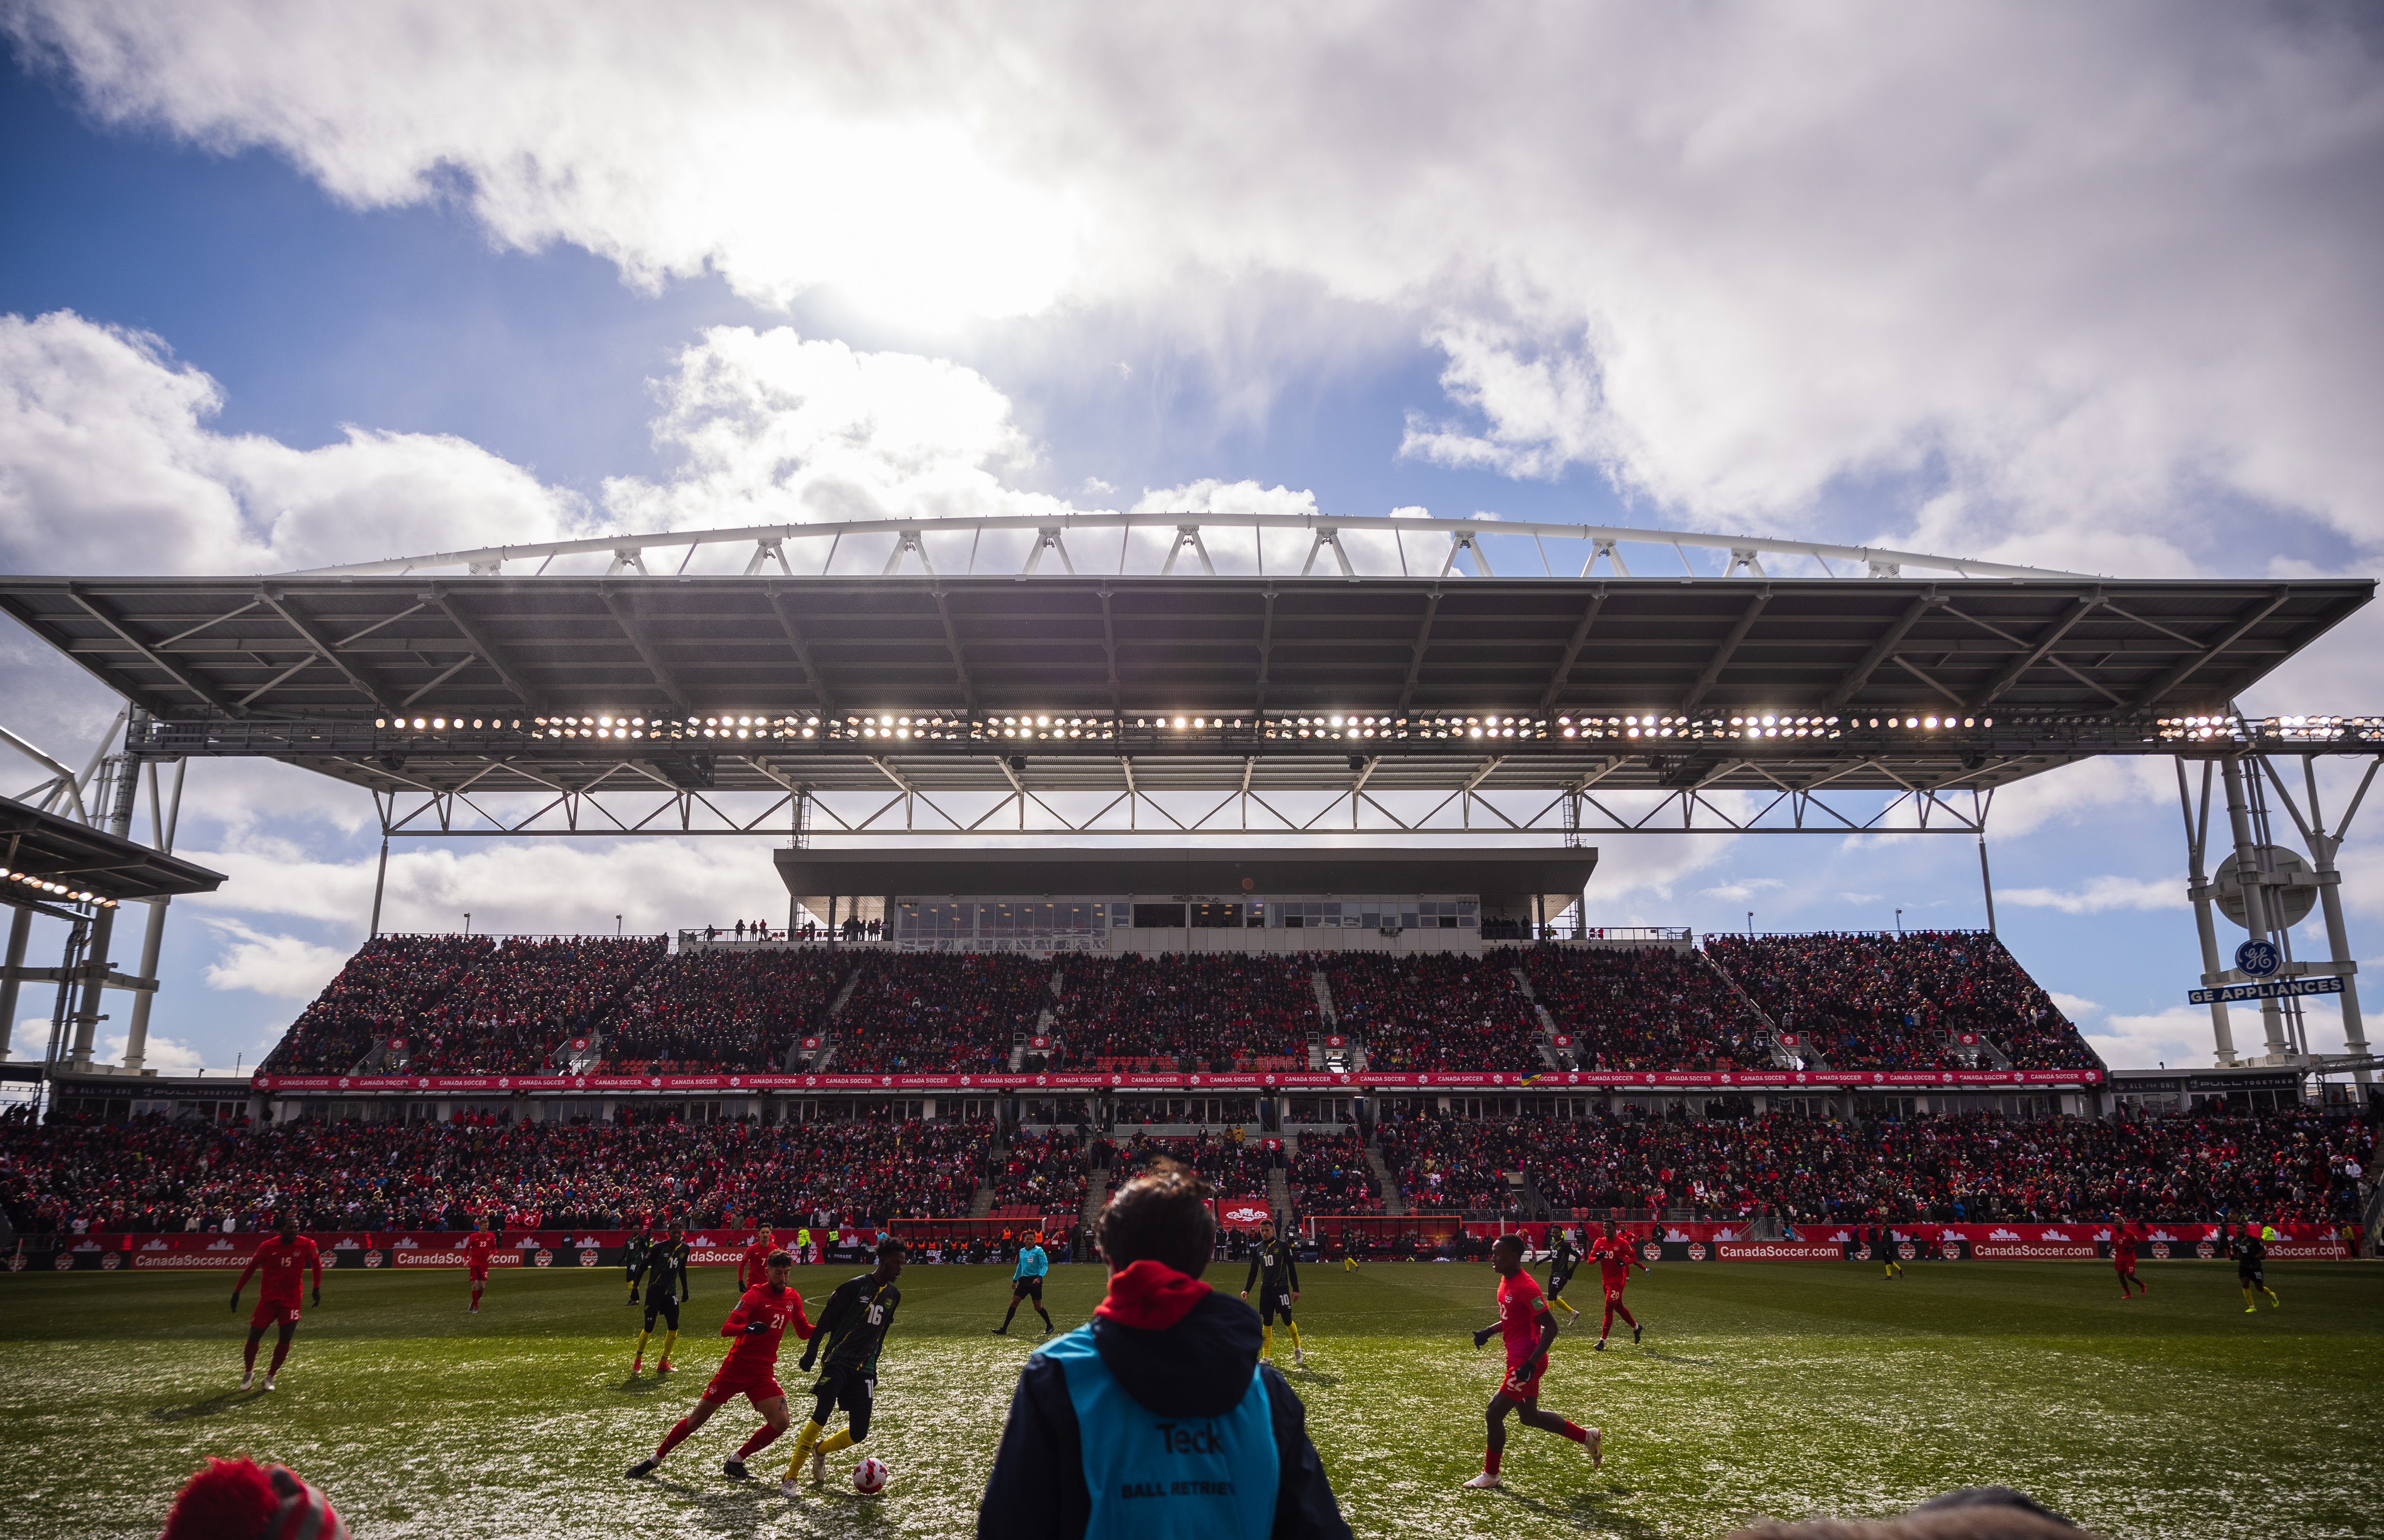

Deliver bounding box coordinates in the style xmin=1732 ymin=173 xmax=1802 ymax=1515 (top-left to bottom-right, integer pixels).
xmin=1365 ymin=1143 xmax=1407 ymax=1217
xmin=1700 ymin=946 xmax=1822 ymax=1069
xmin=1081 ymin=1153 xmax=1110 ymax=1236
xmin=1271 ymin=1134 xmax=1295 ymax=1223
xmin=970 ymin=1137 xmax=1001 ymax=1219
xmin=1966 ymin=1030 xmax=2016 ymax=1070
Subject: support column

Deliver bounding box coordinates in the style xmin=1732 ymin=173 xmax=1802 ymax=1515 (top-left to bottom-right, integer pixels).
xmin=368 ymin=837 xmax=391 ymax=939
xmin=0 ymin=906 xmax=31 ymax=1059
xmin=120 ymin=898 xmax=167 ymax=1073
xmin=2178 ymin=758 xmax=2236 ymax=1064
xmin=1977 ymin=833 xmax=1998 ymax=936
xmin=2219 ymin=756 xmax=2290 ymax=1062
xmin=67 ymin=904 xmax=116 ymax=1068
xmin=2301 ymin=758 xmax=2371 ymax=1086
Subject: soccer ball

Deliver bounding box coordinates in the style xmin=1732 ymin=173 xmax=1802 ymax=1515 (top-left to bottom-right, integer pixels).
xmin=852 ymin=1456 xmax=889 ymax=1496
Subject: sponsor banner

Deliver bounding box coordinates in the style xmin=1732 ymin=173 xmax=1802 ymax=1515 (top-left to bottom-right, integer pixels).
xmin=255 ymin=1065 xmax=2101 ymax=1094
xmin=131 ymin=1252 xmax=254 ymax=1270
xmin=2191 ymin=975 xmax=2343 ymax=1005
xmin=2263 ymin=1240 xmax=2351 ymax=1260
xmin=397 ymin=1251 xmax=523 ymax=1268
xmin=1969 ymin=1243 xmax=2098 ymax=1259
xmin=1715 ymin=1242 xmax=1843 ymax=1261
xmin=1217 ymin=1200 xmax=1274 ymax=1229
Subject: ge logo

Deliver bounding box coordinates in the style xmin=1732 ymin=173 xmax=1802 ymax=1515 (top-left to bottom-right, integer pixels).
xmin=2236 ymin=939 xmax=2281 ymax=978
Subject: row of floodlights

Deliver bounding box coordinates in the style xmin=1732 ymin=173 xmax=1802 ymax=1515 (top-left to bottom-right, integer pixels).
xmin=0 ymin=867 xmax=118 ymax=907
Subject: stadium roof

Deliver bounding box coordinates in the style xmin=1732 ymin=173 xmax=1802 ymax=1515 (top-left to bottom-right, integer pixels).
xmin=0 ymin=544 xmax=2369 ymax=813
xmin=775 ymin=846 xmax=1597 ymax=915
xmin=0 ymin=794 xmax=227 ymax=906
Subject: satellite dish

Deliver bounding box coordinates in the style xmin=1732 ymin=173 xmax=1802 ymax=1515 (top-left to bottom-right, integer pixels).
xmin=2212 ymin=846 xmax=2316 ymax=930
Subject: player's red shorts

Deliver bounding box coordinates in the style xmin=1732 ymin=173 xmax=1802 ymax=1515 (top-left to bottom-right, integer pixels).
xmin=1602 ymin=1279 xmax=1628 ymax=1304
xmin=249 ymin=1299 xmax=301 ymax=1330
xmin=1500 ymin=1358 xmax=1547 ymax=1401
xmin=704 ymin=1359 xmax=786 ymax=1407
xmin=2114 ymin=1254 xmax=2137 ymax=1272
xmin=468 ymin=1265 xmax=490 ymax=1282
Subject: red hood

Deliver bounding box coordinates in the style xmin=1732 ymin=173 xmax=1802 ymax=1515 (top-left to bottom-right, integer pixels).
xmin=1094 ymin=1260 xmax=1212 ymax=1331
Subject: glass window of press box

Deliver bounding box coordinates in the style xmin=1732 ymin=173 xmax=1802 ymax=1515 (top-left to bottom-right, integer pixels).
xmin=894 ymin=896 xmax=1477 ymax=944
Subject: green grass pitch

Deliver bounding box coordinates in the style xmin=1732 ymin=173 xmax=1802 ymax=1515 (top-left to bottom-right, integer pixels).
xmin=1 ymin=1258 xmax=2375 ymax=1538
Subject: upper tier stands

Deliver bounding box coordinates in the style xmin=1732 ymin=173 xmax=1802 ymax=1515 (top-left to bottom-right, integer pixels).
xmin=600 ymin=947 xmax=846 ymax=1074
xmin=1703 ymin=932 xmax=2100 ymax=1071
xmin=1520 ymin=945 xmax=1774 ymax=1070
xmin=257 ymin=927 xmax=2095 ymax=1078
xmin=832 ymin=951 xmax=1050 ymax=1073
xmin=1051 ymin=952 xmax=1319 ymax=1069
xmin=1320 ymin=952 xmax=1543 ymax=1071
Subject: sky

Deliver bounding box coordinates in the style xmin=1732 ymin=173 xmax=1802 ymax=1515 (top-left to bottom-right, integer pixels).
xmin=1 ymin=2 xmax=2379 ymax=1078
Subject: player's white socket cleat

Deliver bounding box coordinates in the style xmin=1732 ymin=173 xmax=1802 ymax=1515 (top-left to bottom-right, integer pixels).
xmin=262 ymin=1375 xmax=276 ymax=1392
xmin=1462 ymin=1472 xmax=1501 ymax=1489
xmin=811 ymin=1445 xmax=826 ymax=1484
xmin=779 ymin=1477 xmax=802 ymax=1500
xmin=240 ymin=1371 xmax=254 ymax=1390
xmin=1293 ymin=1345 xmax=1304 ymax=1365
xmin=1585 ymin=1427 xmax=1603 ymax=1469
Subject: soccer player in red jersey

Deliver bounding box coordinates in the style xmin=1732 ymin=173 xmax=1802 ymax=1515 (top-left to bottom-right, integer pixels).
xmin=2111 ymin=1216 xmax=2148 ymax=1299
xmin=738 ymin=1226 xmax=781 ymax=1292
xmin=627 ymin=1250 xmax=814 ymax=1482
xmin=230 ymin=1214 xmax=322 ymax=1392
xmin=1590 ymin=1220 xmax=1648 ymax=1350
xmin=463 ymin=1216 xmax=499 ymax=1314
xmin=1463 ymin=1235 xmax=1599 ymax=1489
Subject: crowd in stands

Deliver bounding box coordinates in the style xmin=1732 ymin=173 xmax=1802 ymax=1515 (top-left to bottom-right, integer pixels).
xmin=1376 ymin=1103 xmax=2372 ymax=1224
xmin=1096 ymin=1130 xmax=1277 ymax=1198
xmin=1287 ymin=1130 xmax=1381 ymax=1214
xmin=263 ymin=935 xmax=490 ymax=1074
xmin=261 ymin=924 xmax=2098 ymax=1083
xmin=0 ymin=1110 xmax=992 ymax=1236
xmin=831 ymin=952 xmax=1050 ymax=1073
xmin=1703 ymin=931 xmax=2099 ymax=1072
xmin=988 ymin=1129 xmax=1088 ymax=1216
xmin=1322 ymin=953 xmax=1543 ymax=1071
xmin=1521 ymin=945 xmax=1774 ymax=1070
xmin=1051 ymin=953 xmax=1318 ymax=1069
xmin=601 ymin=949 xmax=844 ymax=1074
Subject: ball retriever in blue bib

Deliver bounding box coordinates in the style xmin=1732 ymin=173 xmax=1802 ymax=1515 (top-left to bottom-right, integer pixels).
xmin=976 ymin=1259 xmax=1349 ymax=1540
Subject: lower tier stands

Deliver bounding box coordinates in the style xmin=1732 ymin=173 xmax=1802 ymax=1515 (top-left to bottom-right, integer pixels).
xmin=1704 ymin=931 xmax=2098 ymax=1071
xmin=1321 ymin=952 xmax=1543 ymax=1071
xmin=1378 ymin=1106 xmax=2373 ymax=1224
xmin=0 ymin=1113 xmax=992 ymax=1233
xmin=3 ymin=1106 xmax=2367 ymax=1235
xmin=1287 ymin=1130 xmax=1382 ymax=1214
xmin=1096 ymin=1131 xmax=1276 ymax=1199
xmin=989 ymin=1129 xmax=1089 ymax=1216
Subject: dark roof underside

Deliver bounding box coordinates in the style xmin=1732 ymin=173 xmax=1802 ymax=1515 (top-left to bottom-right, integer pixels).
xmin=0 ymin=795 xmax=227 ymax=902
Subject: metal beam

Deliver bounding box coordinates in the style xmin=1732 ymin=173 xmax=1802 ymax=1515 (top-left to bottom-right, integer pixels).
xmin=1680 ymin=590 xmax=1770 ymax=712
xmin=1396 ymin=590 xmax=1441 ymax=716
xmin=1536 ymin=589 xmax=1606 ymax=713
xmin=1821 ymin=593 xmax=1941 ymax=711
xmin=257 ymin=589 xmax=402 ymax=713
xmin=1961 ymin=592 xmax=2102 ymax=711
xmin=422 ymin=588 xmax=544 ymax=711
xmin=600 ymin=589 xmax=695 ymax=713
xmin=65 ymin=585 xmax=243 ymax=716
xmin=931 ymin=588 xmax=977 ymax=710
xmin=763 ymin=588 xmax=838 ymax=718
xmin=2129 ymin=589 xmax=2291 ymax=710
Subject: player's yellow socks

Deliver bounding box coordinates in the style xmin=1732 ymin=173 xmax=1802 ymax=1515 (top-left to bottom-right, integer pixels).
xmin=634 ymin=1328 xmax=650 ymax=1357
xmin=818 ymin=1428 xmax=857 ymax=1456
xmin=1287 ymin=1322 xmax=1302 ymax=1350
xmin=2240 ymin=1285 xmax=2256 ymax=1310
xmin=2264 ymin=1288 xmax=2281 ymax=1308
xmin=783 ymin=1419 xmax=825 ymax=1477
xmin=1260 ymin=1324 xmax=1273 ymax=1360
xmin=661 ymin=1329 xmax=678 ymax=1360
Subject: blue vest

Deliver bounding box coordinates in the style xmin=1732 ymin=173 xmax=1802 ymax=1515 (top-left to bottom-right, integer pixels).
xmin=1040 ymin=1325 xmax=1279 ymax=1540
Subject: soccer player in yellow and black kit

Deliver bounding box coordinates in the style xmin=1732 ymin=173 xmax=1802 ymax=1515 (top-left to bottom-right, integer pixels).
xmin=624 ymin=1222 xmax=655 ymax=1306
xmin=781 ymin=1237 xmax=907 ymax=1496
xmin=2231 ymin=1223 xmax=2281 ymax=1312
xmin=1543 ymin=1227 xmax=1582 ymax=1320
xmin=1239 ymin=1219 xmax=1304 ymax=1365
xmin=632 ymin=1226 xmax=691 ymax=1374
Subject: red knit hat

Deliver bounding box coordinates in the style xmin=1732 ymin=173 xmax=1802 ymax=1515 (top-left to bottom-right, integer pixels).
xmin=159 ymin=1457 xmax=347 ymax=1540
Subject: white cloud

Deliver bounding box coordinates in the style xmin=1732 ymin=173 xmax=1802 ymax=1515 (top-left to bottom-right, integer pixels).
xmin=8 ymin=1015 xmax=51 ymax=1061
xmin=9 ymin=3 xmax=2379 ymax=568
xmin=98 ymin=1029 xmax=209 ymax=1072
xmin=0 ymin=311 xmax=588 ymax=575
xmin=1700 ymin=876 xmax=1787 ymax=902
xmin=2086 ymin=1005 xmax=2222 ymax=1070
xmin=197 ymin=918 xmax=353 ymax=1000
xmin=2002 ymin=875 xmax=2184 ymax=915
xmin=2048 ymin=990 xmax=2100 ymax=1021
